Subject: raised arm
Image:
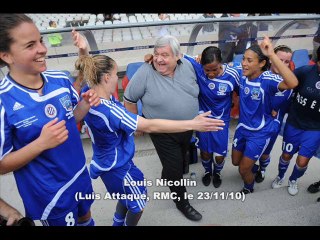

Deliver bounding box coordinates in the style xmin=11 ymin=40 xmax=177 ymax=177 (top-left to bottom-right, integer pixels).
xmin=72 ymin=28 xmax=90 ymax=56
xmin=259 ymin=35 xmax=298 ymax=90
xmin=73 ymin=88 xmax=100 ymax=123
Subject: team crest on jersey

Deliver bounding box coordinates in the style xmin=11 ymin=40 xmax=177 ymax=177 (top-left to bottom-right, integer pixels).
xmin=315 ymin=81 xmax=320 ymax=89
xmin=208 ymin=82 xmax=215 ymax=90
xmin=244 ymin=87 xmax=250 ymax=95
xmin=45 ymin=104 xmax=57 ymax=118
xmin=59 ymin=95 xmax=73 ymax=111
xmin=251 ymin=87 xmax=260 ymax=100
xmin=217 ymin=83 xmax=227 ymax=95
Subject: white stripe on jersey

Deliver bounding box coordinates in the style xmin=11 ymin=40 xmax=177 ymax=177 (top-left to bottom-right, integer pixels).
xmin=245 ymin=78 xmax=261 ymax=87
xmin=0 ymin=78 xmax=11 ymax=88
xmin=85 ymin=124 xmax=95 ymax=144
xmin=2 ymin=75 xmax=72 ymax=102
xmin=262 ymin=71 xmax=283 ymax=81
xmin=225 ymin=66 xmax=240 ymax=86
xmin=100 ymin=100 xmax=137 ymax=131
xmin=110 ymin=108 xmax=136 ymax=131
xmin=0 ymin=80 xmax=14 ymax=94
xmin=89 ymin=108 xmax=115 ymax=133
xmin=41 ymin=164 xmax=87 ymax=220
xmin=212 ymin=108 xmax=224 ymax=119
xmin=0 ymin=103 xmax=5 ymax=159
xmin=236 ymin=115 xmax=266 ymax=131
xmin=90 ymin=147 xmax=118 ymax=171
xmin=0 ymin=102 xmax=13 ymax=161
xmin=257 ymin=137 xmax=271 ymax=160
xmin=43 ymin=71 xmax=80 ymax=102
xmin=29 ymin=88 xmax=71 ymax=102
xmin=125 ymin=173 xmax=146 ymax=210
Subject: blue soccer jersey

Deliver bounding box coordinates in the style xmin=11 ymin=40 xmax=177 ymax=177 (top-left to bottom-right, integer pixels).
xmin=184 ymin=55 xmax=239 ymax=155
xmin=287 ymin=65 xmax=320 ymax=130
xmin=184 ymin=55 xmax=240 ymax=122
xmin=0 ymin=71 xmax=92 ymax=220
xmin=237 ymin=71 xmax=283 ymax=132
xmin=272 ymin=89 xmax=293 ymax=123
xmin=84 ymin=98 xmax=138 ymax=179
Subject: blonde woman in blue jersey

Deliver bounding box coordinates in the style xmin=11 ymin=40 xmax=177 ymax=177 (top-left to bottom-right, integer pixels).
xmin=75 ymin=55 xmax=225 ymax=225
xmin=0 ymin=14 xmax=100 ymax=226
xmin=231 ymin=36 xmax=298 ymax=194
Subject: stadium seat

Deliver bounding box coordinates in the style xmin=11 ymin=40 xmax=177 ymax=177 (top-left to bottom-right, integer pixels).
xmin=122 ymin=62 xmax=144 ymax=115
xmin=291 ymin=49 xmax=310 ymax=68
xmin=233 ymin=54 xmax=243 ymax=64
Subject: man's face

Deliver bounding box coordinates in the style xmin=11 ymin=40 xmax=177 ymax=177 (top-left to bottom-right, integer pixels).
xmin=153 ymin=45 xmax=179 ymax=77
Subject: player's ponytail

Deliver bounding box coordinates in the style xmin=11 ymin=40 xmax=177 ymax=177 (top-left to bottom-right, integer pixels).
xmin=75 ymin=55 xmax=115 ymax=87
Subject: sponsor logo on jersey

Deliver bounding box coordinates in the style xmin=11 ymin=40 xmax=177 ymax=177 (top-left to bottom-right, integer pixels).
xmin=217 ymin=83 xmax=227 ymax=95
xmin=315 ymin=81 xmax=320 ymax=89
xmin=208 ymin=82 xmax=215 ymax=90
xmin=251 ymin=87 xmax=261 ymax=100
xmin=59 ymin=95 xmax=73 ymax=111
xmin=12 ymin=102 xmax=24 ymax=111
xmin=45 ymin=104 xmax=57 ymax=118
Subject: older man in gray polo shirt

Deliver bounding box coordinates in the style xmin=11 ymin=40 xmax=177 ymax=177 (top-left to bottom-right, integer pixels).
xmin=124 ymin=35 xmax=202 ymax=221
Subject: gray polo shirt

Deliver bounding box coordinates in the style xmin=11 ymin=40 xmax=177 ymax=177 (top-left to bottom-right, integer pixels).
xmin=124 ymin=58 xmax=199 ymax=120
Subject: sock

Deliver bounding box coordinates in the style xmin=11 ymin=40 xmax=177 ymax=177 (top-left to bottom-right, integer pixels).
xmin=125 ymin=211 xmax=143 ymax=226
xmin=77 ymin=218 xmax=95 ymax=226
xmin=289 ymin=164 xmax=307 ymax=182
xmin=213 ymin=159 xmax=225 ymax=174
xmin=201 ymin=158 xmax=212 ymax=174
xmin=244 ymin=181 xmax=254 ymax=191
xmin=112 ymin=201 xmax=127 ymax=226
xmin=112 ymin=212 xmax=125 ymax=226
xmin=251 ymin=164 xmax=259 ymax=174
xmin=278 ymin=156 xmax=290 ymax=179
xmin=259 ymin=157 xmax=270 ymax=172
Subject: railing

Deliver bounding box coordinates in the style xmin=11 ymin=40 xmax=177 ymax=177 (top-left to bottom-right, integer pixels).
xmin=1 ymin=14 xmax=319 ymax=84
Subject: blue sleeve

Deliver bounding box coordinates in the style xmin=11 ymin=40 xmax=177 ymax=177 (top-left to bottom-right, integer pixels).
xmin=0 ymin=102 xmax=13 ymax=160
xmin=183 ymin=54 xmax=202 ymax=83
xmin=109 ymin=104 xmax=138 ymax=136
xmin=183 ymin=54 xmax=201 ymax=68
xmin=268 ymin=79 xmax=282 ymax=96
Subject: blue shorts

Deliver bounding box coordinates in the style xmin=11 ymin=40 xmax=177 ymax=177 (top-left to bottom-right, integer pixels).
xmin=233 ymin=127 xmax=274 ymax=161
xmin=282 ymin=123 xmax=320 ymax=158
xmin=100 ymin=161 xmax=147 ymax=214
xmin=263 ymin=122 xmax=282 ymax=155
xmin=196 ymin=121 xmax=229 ymax=156
xmin=41 ymin=179 xmax=94 ymax=226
